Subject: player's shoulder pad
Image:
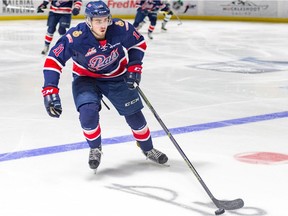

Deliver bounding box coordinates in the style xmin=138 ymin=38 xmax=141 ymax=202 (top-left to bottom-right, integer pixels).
xmin=65 ymin=22 xmax=89 ymax=44
xmin=111 ymin=18 xmax=133 ymax=33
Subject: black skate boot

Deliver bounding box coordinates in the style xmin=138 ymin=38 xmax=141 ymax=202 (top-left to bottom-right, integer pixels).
xmin=88 ymin=147 xmax=102 ymax=170
xmin=143 ymin=148 xmax=168 ymax=164
xmin=136 ymin=20 xmax=146 ymax=30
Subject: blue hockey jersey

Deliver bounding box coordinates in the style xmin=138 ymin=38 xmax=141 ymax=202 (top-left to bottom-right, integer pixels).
xmin=43 ymin=18 xmax=147 ymax=88
xmin=136 ymin=0 xmax=166 ymax=12
xmin=43 ymin=0 xmax=82 ymax=14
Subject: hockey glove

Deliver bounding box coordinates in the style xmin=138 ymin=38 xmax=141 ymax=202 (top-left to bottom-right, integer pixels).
xmin=167 ymin=10 xmax=174 ymax=15
xmin=72 ymin=7 xmax=80 ymax=16
xmin=126 ymin=65 xmax=142 ymax=90
xmin=42 ymin=87 xmax=62 ymax=118
xmin=37 ymin=1 xmax=48 ymax=13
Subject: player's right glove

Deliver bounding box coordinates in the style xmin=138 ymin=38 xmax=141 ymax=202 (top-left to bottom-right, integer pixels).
xmin=126 ymin=64 xmax=142 ymax=90
xmin=42 ymin=86 xmax=62 ymax=118
xmin=72 ymin=7 xmax=80 ymax=16
xmin=37 ymin=1 xmax=48 ymax=13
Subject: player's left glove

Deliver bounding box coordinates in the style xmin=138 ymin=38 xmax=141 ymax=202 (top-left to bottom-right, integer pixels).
xmin=37 ymin=1 xmax=48 ymax=13
xmin=72 ymin=7 xmax=80 ymax=16
xmin=42 ymin=86 xmax=62 ymax=118
xmin=126 ymin=65 xmax=142 ymax=90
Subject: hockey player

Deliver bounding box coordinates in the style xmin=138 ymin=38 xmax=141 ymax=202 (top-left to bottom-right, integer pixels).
xmin=171 ymin=0 xmax=196 ymax=14
xmin=133 ymin=0 xmax=167 ymax=39
xmin=41 ymin=1 xmax=168 ymax=171
xmin=160 ymin=3 xmax=173 ymax=31
xmin=37 ymin=0 xmax=83 ymax=55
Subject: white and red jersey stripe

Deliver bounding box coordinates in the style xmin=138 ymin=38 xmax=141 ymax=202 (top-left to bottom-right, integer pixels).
xmin=46 ymin=0 xmax=83 ymax=14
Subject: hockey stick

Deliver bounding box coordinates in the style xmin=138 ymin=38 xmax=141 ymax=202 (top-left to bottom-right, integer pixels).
xmin=161 ymin=10 xmax=182 ymax=26
xmin=174 ymin=13 xmax=182 ymax=25
xmin=5 ymin=5 xmax=36 ymax=11
xmin=136 ymin=86 xmax=244 ymax=215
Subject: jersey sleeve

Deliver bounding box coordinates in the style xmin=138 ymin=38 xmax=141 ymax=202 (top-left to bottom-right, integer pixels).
xmin=43 ymin=33 xmax=74 ymax=88
xmin=73 ymin=0 xmax=82 ymax=9
xmin=120 ymin=20 xmax=147 ymax=66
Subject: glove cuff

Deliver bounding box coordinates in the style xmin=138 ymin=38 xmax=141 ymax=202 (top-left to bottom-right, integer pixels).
xmin=42 ymin=86 xmax=59 ymax=97
xmin=127 ymin=64 xmax=142 ymax=73
xmin=74 ymin=1 xmax=82 ymax=9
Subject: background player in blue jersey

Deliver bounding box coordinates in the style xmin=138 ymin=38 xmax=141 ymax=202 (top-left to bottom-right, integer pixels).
xmin=41 ymin=1 xmax=168 ymax=171
xmin=133 ymin=0 xmax=166 ymax=39
xmin=37 ymin=0 xmax=83 ymax=55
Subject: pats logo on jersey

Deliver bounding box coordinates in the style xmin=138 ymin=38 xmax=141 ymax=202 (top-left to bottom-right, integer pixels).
xmin=88 ymin=48 xmax=119 ymax=71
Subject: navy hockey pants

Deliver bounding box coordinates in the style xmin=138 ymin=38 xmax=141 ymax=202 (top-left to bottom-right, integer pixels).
xmin=47 ymin=12 xmax=71 ymax=35
xmin=72 ymin=76 xmax=153 ymax=151
xmin=133 ymin=9 xmax=157 ymax=28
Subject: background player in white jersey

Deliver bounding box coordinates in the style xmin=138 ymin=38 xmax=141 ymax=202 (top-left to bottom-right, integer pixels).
xmin=41 ymin=1 xmax=168 ymax=171
xmin=159 ymin=2 xmax=174 ymax=31
xmin=37 ymin=0 xmax=83 ymax=55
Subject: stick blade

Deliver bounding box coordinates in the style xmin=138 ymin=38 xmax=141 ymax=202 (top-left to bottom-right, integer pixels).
xmin=213 ymin=198 xmax=244 ymax=210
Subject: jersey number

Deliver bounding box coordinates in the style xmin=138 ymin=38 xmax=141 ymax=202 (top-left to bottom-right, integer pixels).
xmin=133 ymin=31 xmax=141 ymax=40
xmin=53 ymin=44 xmax=64 ymax=57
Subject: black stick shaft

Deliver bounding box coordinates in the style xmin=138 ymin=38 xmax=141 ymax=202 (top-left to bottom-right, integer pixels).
xmin=136 ymin=86 xmax=218 ymax=203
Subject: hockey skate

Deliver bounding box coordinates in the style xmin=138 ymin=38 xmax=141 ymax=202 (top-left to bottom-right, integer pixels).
xmin=88 ymin=147 xmax=102 ymax=170
xmin=147 ymin=32 xmax=153 ymax=40
xmin=143 ymin=148 xmax=168 ymax=165
xmin=136 ymin=20 xmax=146 ymax=30
xmin=161 ymin=22 xmax=168 ymax=31
xmin=41 ymin=45 xmax=49 ymax=55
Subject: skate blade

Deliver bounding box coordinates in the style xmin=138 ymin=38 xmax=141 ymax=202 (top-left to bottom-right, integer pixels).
xmin=92 ymin=168 xmax=98 ymax=174
xmin=161 ymin=163 xmax=170 ymax=167
xmin=146 ymin=159 xmax=170 ymax=167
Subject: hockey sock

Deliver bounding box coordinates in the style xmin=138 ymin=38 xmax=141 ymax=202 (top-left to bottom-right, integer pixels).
xmin=79 ymin=103 xmax=101 ymax=148
xmin=44 ymin=32 xmax=53 ymax=45
xmin=125 ymin=111 xmax=153 ymax=152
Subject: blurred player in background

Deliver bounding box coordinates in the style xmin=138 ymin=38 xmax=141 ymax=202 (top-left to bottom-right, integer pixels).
xmin=133 ymin=0 xmax=167 ymax=39
xmin=172 ymin=0 xmax=183 ymax=10
xmin=37 ymin=0 xmax=83 ymax=55
xmin=41 ymin=1 xmax=168 ymax=171
xmin=159 ymin=2 xmax=174 ymax=31
xmin=171 ymin=0 xmax=196 ymax=13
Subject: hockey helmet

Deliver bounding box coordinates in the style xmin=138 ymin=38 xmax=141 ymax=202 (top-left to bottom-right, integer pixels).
xmin=85 ymin=1 xmax=112 ymax=27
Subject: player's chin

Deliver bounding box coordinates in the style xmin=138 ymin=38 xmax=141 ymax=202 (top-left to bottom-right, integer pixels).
xmin=100 ymin=32 xmax=106 ymax=37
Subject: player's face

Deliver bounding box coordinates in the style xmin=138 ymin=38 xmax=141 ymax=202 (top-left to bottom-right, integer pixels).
xmin=91 ymin=16 xmax=110 ymax=39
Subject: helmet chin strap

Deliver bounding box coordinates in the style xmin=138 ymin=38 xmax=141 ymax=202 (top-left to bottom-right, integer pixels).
xmin=85 ymin=18 xmax=105 ymax=40
xmin=85 ymin=17 xmax=92 ymax=29
xmin=84 ymin=16 xmax=113 ymax=40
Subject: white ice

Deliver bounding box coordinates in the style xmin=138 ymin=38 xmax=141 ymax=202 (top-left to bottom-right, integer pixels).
xmin=0 ymin=19 xmax=288 ymax=216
